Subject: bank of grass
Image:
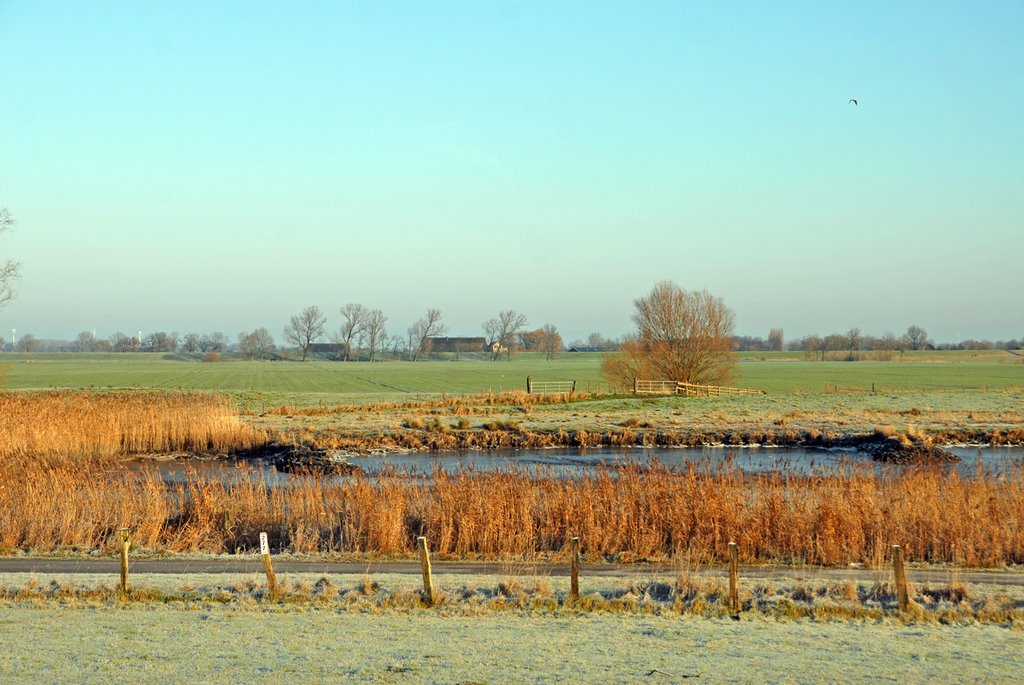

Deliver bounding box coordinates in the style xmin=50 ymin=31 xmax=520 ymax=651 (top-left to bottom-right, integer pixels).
xmin=2 ymin=459 xmax=1023 ymax=567
xmin=0 ymin=571 xmax=1021 ymax=627
xmin=252 ymin=388 xmax=1024 ymax=451
xmin=0 ymin=390 xmax=266 ymax=462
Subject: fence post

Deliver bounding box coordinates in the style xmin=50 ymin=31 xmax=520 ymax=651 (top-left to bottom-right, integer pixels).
xmin=119 ymin=528 xmax=131 ymax=597
xmin=633 ymin=378 xmax=638 ymax=395
xmin=418 ymin=536 xmax=436 ymax=606
xmin=260 ymin=532 xmax=278 ymax=600
xmin=728 ymin=541 xmax=740 ymax=614
xmin=526 ymin=376 xmax=532 ymax=394
xmin=570 ymin=537 xmax=581 ymax=599
xmin=892 ymin=545 xmax=909 ymax=612
xmin=570 ymin=380 xmax=576 ymax=397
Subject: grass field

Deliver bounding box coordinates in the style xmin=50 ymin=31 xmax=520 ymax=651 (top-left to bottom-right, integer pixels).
xmin=2 ymin=351 xmax=1022 ymax=404
xmin=3 ymin=351 xmax=1022 ymax=445
xmin=1 ymin=601 xmax=1021 ymax=683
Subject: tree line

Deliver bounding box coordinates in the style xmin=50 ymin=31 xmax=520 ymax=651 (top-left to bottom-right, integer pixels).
xmin=281 ymin=305 xmax=565 ymax=362
xmin=2 ymin=305 xmax=567 ymax=362
xmin=4 ymin=318 xmax=1019 ymax=360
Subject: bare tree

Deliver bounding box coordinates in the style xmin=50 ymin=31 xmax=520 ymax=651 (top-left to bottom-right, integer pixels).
xmin=823 ymin=333 xmax=846 ymax=361
xmin=906 ymin=325 xmax=929 ymax=351
xmin=845 ymin=327 xmax=862 ymax=361
xmin=768 ymin=328 xmax=784 ymax=352
xmin=76 ymin=331 xmax=99 ymax=353
xmin=540 ymin=323 xmax=563 ymax=361
xmin=108 ymin=332 xmax=136 ymax=353
xmin=519 ymin=328 xmax=544 ymax=351
xmin=179 ymin=333 xmax=202 ymax=354
xmin=389 ymin=335 xmax=407 ymax=361
xmin=284 ymin=306 xmax=327 ymax=361
xmin=409 ymin=308 xmax=446 ymax=361
xmin=336 ymin=304 xmax=369 ymax=361
xmin=238 ymin=327 xmax=276 ymax=360
xmin=15 ymin=333 xmax=39 ymax=352
xmin=364 ymin=309 xmax=387 ymax=362
xmin=875 ymin=330 xmax=899 ymax=361
xmin=141 ymin=331 xmax=178 ymax=353
xmin=200 ymin=331 xmax=230 ymax=353
xmin=482 ymin=310 xmax=528 ymax=361
xmin=603 ymin=281 xmax=736 ymax=387
xmin=802 ymin=335 xmax=822 ymax=360
xmin=0 ymin=208 xmax=21 ymax=308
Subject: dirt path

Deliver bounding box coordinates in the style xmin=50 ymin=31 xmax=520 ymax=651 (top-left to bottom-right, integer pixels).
xmin=2 ymin=557 xmax=1020 ymax=585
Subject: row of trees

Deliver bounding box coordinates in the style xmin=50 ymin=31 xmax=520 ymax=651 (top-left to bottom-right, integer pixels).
xmin=796 ymin=326 xmax=927 ymax=362
xmin=784 ymin=325 xmax=1024 ymax=361
xmin=7 ymin=317 xmax=1021 ymax=360
xmin=281 ymin=304 xmax=566 ymax=362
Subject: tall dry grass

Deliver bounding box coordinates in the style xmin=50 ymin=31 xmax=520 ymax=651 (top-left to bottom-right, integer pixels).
xmin=0 ymin=391 xmax=265 ymax=462
xmin=1 ymin=459 xmax=1022 ymax=567
xmin=262 ymin=390 xmax=598 ymax=417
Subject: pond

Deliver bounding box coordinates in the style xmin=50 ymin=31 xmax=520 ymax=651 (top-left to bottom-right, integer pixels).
xmin=138 ymin=445 xmax=1024 ymax=483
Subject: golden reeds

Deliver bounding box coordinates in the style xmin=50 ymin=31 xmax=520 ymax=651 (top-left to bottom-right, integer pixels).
xmin=0 ymin=391 xmax=266 ymax=462
xmin=1 ymin=459 xmax=1022 ymax=567
xmin=262 ymin=390 xmax=599 ymax=417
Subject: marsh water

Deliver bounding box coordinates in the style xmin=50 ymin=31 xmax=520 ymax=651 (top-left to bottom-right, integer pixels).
xmin=140 ymin=445 xmax=1024 ymax=484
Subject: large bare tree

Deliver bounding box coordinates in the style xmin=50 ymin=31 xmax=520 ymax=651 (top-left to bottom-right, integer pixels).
xmin=540 ymin=323 xmax=563 ymax=361
xmin=179 ymin=333 xmax=202 ymax=354
xmin=364 ymin=309 xmax=387 ymax=362
xmin=845 ymin=327 xmax=862 ymax=361
xmin=0 ymin=208 xmax=20 ymax=308
xmin=409 ymin=308 xmax=445 ymax=361
xmin=905 ymin=325 xmax=929 ymax=351
xmin=238 ymin=327 xmax=276 ymax=360
xmin=603 ymin=281 xmax=736 ymax=387
xmin=284 ymin=305 xmax=327 ymax=361
xmin=482 ymin=310 xmax=528 ymax=361
xmin=336 ymin=303 xmax=368 ymax=361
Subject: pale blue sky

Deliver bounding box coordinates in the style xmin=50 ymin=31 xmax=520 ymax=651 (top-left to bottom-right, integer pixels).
xmin=1 ymin=2 xmax=1021 ymax=344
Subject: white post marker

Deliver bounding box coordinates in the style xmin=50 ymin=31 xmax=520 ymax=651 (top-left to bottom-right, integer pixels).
xmin=259 ymin=531 xmax=277 ymax=598
xmin=259 ymin=531 xmax=270 ymax=556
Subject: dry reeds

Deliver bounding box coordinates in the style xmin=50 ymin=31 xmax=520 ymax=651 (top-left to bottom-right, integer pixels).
xmin=262 ymin=390 xmax=601 ymax=417
xmin=0 ymin=391 xmax=266 ymax=462
xmin=1 ymin=458 xmax=1022 ymax=567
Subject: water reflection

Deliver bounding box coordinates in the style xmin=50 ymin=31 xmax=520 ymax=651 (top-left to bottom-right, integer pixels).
xmin=131 ymin=445 xmax=1024 ymax=484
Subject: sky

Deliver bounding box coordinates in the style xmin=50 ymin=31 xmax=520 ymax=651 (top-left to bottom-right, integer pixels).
xmin=1 ymin=1 xmax=1022 ymax=345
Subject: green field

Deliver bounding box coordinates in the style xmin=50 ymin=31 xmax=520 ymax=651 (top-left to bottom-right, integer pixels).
xmin=1 ymin=351 xmax=1021 ymax=403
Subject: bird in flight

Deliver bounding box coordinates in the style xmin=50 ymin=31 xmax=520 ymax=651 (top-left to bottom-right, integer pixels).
xmin=849 ymin=98 xmax=858 ymax=105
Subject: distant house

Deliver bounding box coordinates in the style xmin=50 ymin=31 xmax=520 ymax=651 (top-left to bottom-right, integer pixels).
xmin=424 ymin=337 xmax=487 ymax=354
xmin=306 ymin=343 xmax=347 ymax=360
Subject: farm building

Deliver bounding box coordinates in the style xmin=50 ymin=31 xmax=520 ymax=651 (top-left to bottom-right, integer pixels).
xmin=306 ymin=343 xmax=347 ymax=360
xmin=424 ymin=337 xmax=487 ymax=354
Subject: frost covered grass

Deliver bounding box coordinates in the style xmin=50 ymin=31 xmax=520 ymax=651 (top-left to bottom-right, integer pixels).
xmin=0 ymin=597 xmax=1022 ymax=683
xmin=0 ymin=571 xmax=1021 ymax=627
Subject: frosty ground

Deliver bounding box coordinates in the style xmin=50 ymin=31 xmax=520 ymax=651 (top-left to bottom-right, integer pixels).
xmin=0 ymin=571 xmax=1020 ymax=684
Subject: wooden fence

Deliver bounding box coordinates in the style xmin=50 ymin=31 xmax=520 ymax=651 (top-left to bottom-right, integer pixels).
xmin=526 ymin=376 xmax=577 ymax=395
xmin=106 ymin=532 xmax=915 ymax=615
xmin=633 ymin=379 xmax=766 ymax=397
